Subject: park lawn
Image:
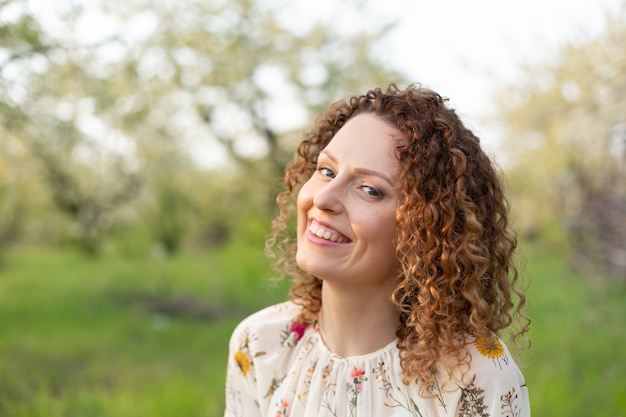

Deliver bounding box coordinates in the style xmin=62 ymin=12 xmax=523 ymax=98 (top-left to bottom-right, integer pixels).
xmin=522 ymin=244 xmax=626 ymax=416
xmin=0 ymin=241 xmax=624 ymax=416
xmin=0 ymin=243 xmax=288 ymax=417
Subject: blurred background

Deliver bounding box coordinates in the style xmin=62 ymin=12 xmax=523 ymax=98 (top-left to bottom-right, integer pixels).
xmin=0 ymin=0 xmax=625 ymax=415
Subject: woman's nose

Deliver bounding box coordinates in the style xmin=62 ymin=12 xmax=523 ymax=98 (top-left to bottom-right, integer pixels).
xmin=312 ymin=180 xmax=344 ymax=213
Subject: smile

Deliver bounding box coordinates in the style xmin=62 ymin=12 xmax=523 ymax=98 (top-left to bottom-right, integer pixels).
xmin=308 ymin=220 xmax=350 ymax=243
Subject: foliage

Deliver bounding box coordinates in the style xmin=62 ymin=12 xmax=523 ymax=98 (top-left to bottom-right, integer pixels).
xmin=0 ymin=0 xmax=143 ymax=254
xmin=0 ymin=0 xmax=407 ymax=256
xmin=496 ymin=6 xmax=626 ymax=281
xmin=0 ymin=136 xmax=26 ymax=255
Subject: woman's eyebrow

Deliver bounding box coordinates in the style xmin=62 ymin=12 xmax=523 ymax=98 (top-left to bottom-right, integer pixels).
xmin=319 ymin=149 xmax=394 ymax=186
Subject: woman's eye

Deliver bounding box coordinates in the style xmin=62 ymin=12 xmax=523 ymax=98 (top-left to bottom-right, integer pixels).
xmin=317 ymin=167 xmax=335 ymax=178
xmin=362 ymin=185 xmax=382 ymax=198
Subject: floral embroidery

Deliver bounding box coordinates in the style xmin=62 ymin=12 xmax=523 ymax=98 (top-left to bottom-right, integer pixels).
xmin=234 ymin=331 xmax=265 ymax=378
xmin=351 ymin=367 xmax=365 ymax=389
xmin=347 ymin=367 xmax=367 ymax=416
xmin=475 ymin=336 xmax=504 ymax=359
xmin=275 ymin=399 xmax=289 ymax=416
xmin=295 ymin=333 xmax=316 ymax=361
xmin=264 ymin=375 xmax=287 ymax=399
xmin=281 ymin=321 xmax=309 ymax=347
xmin=373 ymin=361 xmax=424 ymax=416
xmin=296 ymin=359 xmax=318 ymax=405
xmin=428 ymin=377 xmax=447 ymax=412
xmin=500 ymin=387 xmax=521 ymax=417
xmin=475 ymin=335 xmax=509 ymax=369
xmin=458 ymin=375 xmax=489 ymax=417
xmin=321 ymin=380 xmax=339 ymax=416
xmin=234 ymin=349 xmax=251 ymax=376
xmin=320 ymin=359 xmax=338 ymax=416
xmin=290 ymin=322 xmax=307 ymax=340
xmin=321 ymin=360 xmax=335 ymax=382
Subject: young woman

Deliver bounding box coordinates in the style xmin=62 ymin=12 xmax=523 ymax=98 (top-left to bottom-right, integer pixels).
xmin=224 ymin=84 xmax=530 ymax=417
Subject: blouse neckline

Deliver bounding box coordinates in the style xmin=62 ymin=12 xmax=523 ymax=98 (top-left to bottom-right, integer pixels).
xmin=311 ymin=322 xmax=399 ymax=362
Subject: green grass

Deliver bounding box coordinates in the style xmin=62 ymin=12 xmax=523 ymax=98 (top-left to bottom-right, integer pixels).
xmin=0 ymin=241 xmax=624 ymax=416
xmin=0 ymin=242 xmax=288 ymax=417
xmin=522 ymin=244 xmax=626 ymax=416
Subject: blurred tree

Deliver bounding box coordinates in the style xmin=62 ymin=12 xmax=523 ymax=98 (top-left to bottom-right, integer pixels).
xmin=496 ymin=5 xmax=626 ymax=281
xmin=1 ymin=0 xmax=407 ymax=255
xmin=142 ymin=147 xmax=197 ymax=255
xmin=0 ymin=1 xmax=141 ymax=255
xmin=0 ymin=134 xmax=26 ymax=260
xmin=100 ymin=0 xmax=406 ymax=193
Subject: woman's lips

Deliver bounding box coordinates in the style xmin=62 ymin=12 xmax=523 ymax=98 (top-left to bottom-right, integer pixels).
xmin=308 ymin=219 xmax=351 ymax=243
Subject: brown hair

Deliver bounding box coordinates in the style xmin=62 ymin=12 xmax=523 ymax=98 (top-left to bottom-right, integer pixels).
xmin=266 ymin=83 xmax=529 ymax=387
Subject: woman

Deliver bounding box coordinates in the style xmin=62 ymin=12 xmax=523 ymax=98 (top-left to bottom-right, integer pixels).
xmin=224 ymin=84 xmax=530 ymax=417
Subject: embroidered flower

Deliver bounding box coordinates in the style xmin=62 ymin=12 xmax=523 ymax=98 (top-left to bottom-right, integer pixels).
xmin=264 ymin=375 xmax=287 ymax=399
xmin=475 ymin=336 xmax=505 ymax=359
xmin=290 ymin=322 xmax=307 ymax=341
xmin=347 ymin=367 xmax=367 ymax=414
xmin=234 ymin=349 xmax=250 ymax=376
xmin=351 ymin=368 xmax=365 ymax=379
xmin=275 ymin=399 xmax=289 ymax=416
xmin=501 ymin=386 xmax=521 ymax=416
xmin=458 ymin=376 xmax=489 ymax=417
xmin=280 ymin=321 xmax=309 ymax=347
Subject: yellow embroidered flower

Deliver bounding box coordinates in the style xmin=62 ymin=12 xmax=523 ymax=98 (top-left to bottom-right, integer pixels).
xmin=475 ymin=336 xmax=505 ymax=359
xmin=234 ymin=349 xmax=251 ymax=376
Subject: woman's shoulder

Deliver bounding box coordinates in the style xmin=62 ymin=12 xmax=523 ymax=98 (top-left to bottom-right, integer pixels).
xmin=226 ymin=301 xmax=307 ymax=383
xmin=228 ymin=301 xmax=302 ymax=348
xmin=235 ymin=301 xmax=300 ymax=329
xmin=465 ymin=334 xmax=526 ymax=382
xmin=435 ymin=333 xmax=527 ymax=389
xmin=428 ymin=334 xmax=529 ymax=417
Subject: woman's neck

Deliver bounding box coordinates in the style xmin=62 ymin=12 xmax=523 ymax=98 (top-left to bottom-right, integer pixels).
xmin=318 ymin=280 xmax=399 ymax=357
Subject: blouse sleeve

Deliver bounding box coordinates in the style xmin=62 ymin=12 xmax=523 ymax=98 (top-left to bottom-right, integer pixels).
xmin=223 ymin=321 xmax=262 ymax=417
xmin=449 ymin=335 xmax=530 ymax=417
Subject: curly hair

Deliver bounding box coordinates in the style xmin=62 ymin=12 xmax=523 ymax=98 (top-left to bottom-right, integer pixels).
xmin=266 ymin=83 xmax=529 ymax=388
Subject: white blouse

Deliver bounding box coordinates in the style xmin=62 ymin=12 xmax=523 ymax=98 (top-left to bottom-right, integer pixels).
xmin=224 ymin=301 xmax=529 ymax=417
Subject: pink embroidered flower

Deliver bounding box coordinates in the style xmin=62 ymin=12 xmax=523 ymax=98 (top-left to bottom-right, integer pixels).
xmin=289 ymin=322 xmax=307 ymax=341
xmin=276 ymin=398 xmax=289 ymax=416
xmin=347 ymin=367 xmax=366 ymax=412
xmin=351 ymin=367 xmax=364 ymax=379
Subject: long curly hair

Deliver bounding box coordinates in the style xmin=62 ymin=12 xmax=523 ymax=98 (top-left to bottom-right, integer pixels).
xmin=266 ymin=83 xmax=529 ymax=388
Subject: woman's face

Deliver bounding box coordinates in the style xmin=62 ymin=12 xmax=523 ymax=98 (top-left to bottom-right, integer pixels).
xmin=296 ymin=113 xmax=401 ymax=287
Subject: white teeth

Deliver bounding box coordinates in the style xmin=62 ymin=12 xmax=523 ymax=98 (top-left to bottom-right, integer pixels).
xmin=309 ymin=222 xmax=347 ymax=243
